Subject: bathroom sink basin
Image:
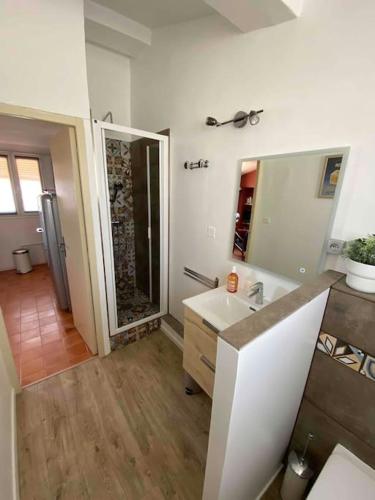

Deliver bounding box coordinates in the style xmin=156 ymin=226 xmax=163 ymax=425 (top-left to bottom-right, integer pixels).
xmin=183 ymin=286 xmax=268 ymax=332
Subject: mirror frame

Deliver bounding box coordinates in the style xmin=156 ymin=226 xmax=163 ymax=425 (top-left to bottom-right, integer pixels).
xmin=230 ymin=146 xmax=351 ymax=281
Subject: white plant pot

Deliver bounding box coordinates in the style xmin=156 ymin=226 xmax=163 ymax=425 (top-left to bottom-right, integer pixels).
xmin=345 ymin=258 xmax=375 ymax=293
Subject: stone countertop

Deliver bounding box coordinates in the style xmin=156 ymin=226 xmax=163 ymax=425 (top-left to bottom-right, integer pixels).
xmin=219 ymin=270 xmax=344 ymax=351
xmin=332 ymin=277 xmax=375 ymax=304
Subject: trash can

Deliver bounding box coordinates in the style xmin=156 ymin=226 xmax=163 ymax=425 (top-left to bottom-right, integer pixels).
xmin=12 ymin=249 xmax=32 ymax=274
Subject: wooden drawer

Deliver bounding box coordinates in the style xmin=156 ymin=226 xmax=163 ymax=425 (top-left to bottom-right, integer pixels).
xmin=183 ymin=318 xmax=217 ymax=398
xmin=184 ymin=306 xmax=219 ymax=341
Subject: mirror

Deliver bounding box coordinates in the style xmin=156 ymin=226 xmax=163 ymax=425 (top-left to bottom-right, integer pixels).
xmin=232 ymin=148 xmax=348 ymax=282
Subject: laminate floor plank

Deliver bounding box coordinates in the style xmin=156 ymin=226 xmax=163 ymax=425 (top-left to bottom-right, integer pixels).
xmin=17 ymin=331 xmax=212 ymax=500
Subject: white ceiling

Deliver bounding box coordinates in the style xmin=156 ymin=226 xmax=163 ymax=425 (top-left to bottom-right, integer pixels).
xmin=241 ymin=160 xmax=258 ymax=174
xmin=0 ymin=115 xmax=64 ymax=152
xmin=93 ymin=0 xmax=214 ymax=28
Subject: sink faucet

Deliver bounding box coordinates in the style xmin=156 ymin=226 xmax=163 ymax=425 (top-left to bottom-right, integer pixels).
xmin=247 ymin=281 xmax=264 ymax=305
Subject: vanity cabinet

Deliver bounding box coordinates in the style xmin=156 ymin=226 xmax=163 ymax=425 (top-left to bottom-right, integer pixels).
xmin=183 ymin=307 xmax=218 ymax=397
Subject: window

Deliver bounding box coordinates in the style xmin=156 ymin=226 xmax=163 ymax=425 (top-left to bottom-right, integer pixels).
xmin=15 ymin=157 xmax=42 ymax=212
xmin=0 ymin=156 xmax=17 ymax=214
xmin=0 ymin=153 xmax=43 ymax=216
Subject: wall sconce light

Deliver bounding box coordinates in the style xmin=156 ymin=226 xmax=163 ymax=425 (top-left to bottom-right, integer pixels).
xmin=206 ymin=109 xmax=264 ymax=128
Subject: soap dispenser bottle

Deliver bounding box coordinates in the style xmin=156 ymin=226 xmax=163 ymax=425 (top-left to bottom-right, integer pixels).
xmin=227 ymin=266 xmax=239 ymax=293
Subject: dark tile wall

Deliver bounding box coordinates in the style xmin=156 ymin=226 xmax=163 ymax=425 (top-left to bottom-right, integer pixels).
xmin=291 ymin=399 xmax=375 ymax=472
xmin=130 ymin=138 xmax=160 ymax=305
xmin=130 ymin=138 xmax=149 ymax=297
xmin=290 ymin=277 xmax=375 ymax=473
xmin=321 ymin=288 xmax=375 ymax=354
xmin=304 ymin=352 xmax=375 ymax=449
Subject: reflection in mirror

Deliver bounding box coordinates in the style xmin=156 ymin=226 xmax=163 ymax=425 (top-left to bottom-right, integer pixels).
xmin=232 ymin=150 xmax=347 ymax=282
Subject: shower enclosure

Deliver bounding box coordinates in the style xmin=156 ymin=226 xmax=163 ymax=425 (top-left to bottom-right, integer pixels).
xmin=93 ymin=122 xmax=168 ymax=337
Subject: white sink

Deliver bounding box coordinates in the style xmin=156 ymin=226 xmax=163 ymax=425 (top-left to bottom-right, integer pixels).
xmin=183 ymin=286 xmax=268 ymax=332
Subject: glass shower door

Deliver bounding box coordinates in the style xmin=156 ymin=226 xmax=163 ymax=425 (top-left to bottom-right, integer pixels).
xmin=94 ymin=122 xmax=168 ymax=336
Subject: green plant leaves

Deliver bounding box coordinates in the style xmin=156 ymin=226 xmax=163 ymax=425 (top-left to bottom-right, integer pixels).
xmin=345 ymin=235 xmax=375 ymax=265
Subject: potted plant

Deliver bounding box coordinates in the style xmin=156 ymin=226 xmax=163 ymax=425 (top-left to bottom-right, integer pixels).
xmin=345 ymin=235 xmax=375 ymax=293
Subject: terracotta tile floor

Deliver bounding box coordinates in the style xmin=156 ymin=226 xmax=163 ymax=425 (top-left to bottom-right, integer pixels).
xmin=0 ymin=264 xmax=93 ymax=386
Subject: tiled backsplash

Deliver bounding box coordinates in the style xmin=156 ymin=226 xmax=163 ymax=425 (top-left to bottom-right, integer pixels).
xmin=289 ymin=276 xmax=375 ymax=473
xmin=110 ymin=318 xmax=160 ymax=350
xmin=317 ymin=331 xmax=375 ymax=382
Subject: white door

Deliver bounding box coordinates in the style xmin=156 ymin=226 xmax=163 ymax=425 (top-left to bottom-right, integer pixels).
xmin=49 ymin=127 xmax=97 ymax=354
xmin=93 ymin=121 xmax=169 ymax=337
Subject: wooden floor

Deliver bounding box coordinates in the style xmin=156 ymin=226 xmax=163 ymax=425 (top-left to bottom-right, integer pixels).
xmin=261 ymin=470 xmax=283 ymax=500
xmin=17 ymin=331 xmax=212 ymax=500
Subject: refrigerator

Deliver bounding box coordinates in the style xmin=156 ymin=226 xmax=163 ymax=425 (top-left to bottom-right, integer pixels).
xmin=37 ymin=192 xmax=71 ymax=311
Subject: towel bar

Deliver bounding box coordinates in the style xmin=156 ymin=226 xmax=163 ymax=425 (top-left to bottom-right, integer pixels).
xmin=184 ymin=266 xmax=219 ymax=289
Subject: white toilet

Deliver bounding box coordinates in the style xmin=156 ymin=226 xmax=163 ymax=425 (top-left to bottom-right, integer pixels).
xmin=307 ymin=444 xmax=375 ymax=499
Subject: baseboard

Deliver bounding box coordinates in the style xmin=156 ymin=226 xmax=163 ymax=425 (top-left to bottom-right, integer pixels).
xmin=255 ymin=463 xmax=283 ymax=500
xmin=160 ymin=319 xmax=184 ymax=351
xmin=11 ymin=389 xmax=19 ymax=500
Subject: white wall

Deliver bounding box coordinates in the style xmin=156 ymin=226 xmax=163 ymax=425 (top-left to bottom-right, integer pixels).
xmin=0 ymin=216 xmax=46 ymax=271
xmin=0 ymin=311 xmax=18 ymax=500
xmin=0 ymin=149 xmax=54 ymax=271
xmin=131 ymin=0 xmax=375 ymax=322
xmin=204 ymin=290 xmax=329 ymax=499
xmin=0 ymin=354 xmax=15 ymax=499
xmin=249 ymin=153 xmax=335 ymax=282
xmin=86 ymin=42 xmax=131 ymax=126
xmin=0 ymin=0 xmax=89 ymax=118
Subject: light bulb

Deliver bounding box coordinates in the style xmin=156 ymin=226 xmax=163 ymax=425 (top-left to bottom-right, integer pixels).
xmin=249 ymin=111 xmax=260 ymax=126
xmin=206 ymin=116 xmax=218 ymax=126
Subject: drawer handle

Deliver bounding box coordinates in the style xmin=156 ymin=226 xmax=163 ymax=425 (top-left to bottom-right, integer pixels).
xmin=202 ymin=318 xmax=219 ymax=334
xmin=200 ymin=355 xmax=216 ymax=373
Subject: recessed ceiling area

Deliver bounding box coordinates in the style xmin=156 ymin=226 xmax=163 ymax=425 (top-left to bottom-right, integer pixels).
xmin=0 ymin=115 xmax=64 ymax=152
xmin=84 ymin=0 xmax=304 ymax=59
xmin=92 ymin=0 xmax=215 ymax=28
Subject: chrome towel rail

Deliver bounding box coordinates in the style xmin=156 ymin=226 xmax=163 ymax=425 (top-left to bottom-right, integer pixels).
xmin=184 ymin=159 xmax=209 ymax=170
xmin=184 ymin=266 xmax=219 ymax=289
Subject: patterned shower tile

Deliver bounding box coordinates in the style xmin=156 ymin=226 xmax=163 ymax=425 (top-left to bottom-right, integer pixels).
xmin=332 ymin=341 xmax=365 ymax=372
xmin=317 ymin=331 xmax=337 ymax=356
xmin=116 ymin=288 xmax=159 ymax=327
xmin=316 ymin=330 xmax=374 ymax=383
xmin=106 ymin=140 xmax=121 ymax=156
xmin=360 ymin=354 xmax=375 ymax=382
xmin=106 ymin=137 xmax=160 ymax=348
xmin=120 ymin=142 xmax=129 ymax=156
xmin=106 ymin=138 xmax=137 ymax=294
xmin=110 ymin=318 xmax=161 ymax=351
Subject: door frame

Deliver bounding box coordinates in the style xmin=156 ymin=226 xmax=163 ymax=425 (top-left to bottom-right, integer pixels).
xmin=0 ymin=102 xmax=109 ymax=357
xmin=93 ymin=120 xmax=169 ymax=337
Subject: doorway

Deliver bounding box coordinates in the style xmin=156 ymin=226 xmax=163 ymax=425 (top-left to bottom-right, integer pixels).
xmin=93 ymin=122 xmax=169 ymax=337
xmin=0 ymin=114 xmax=97 ymax=385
